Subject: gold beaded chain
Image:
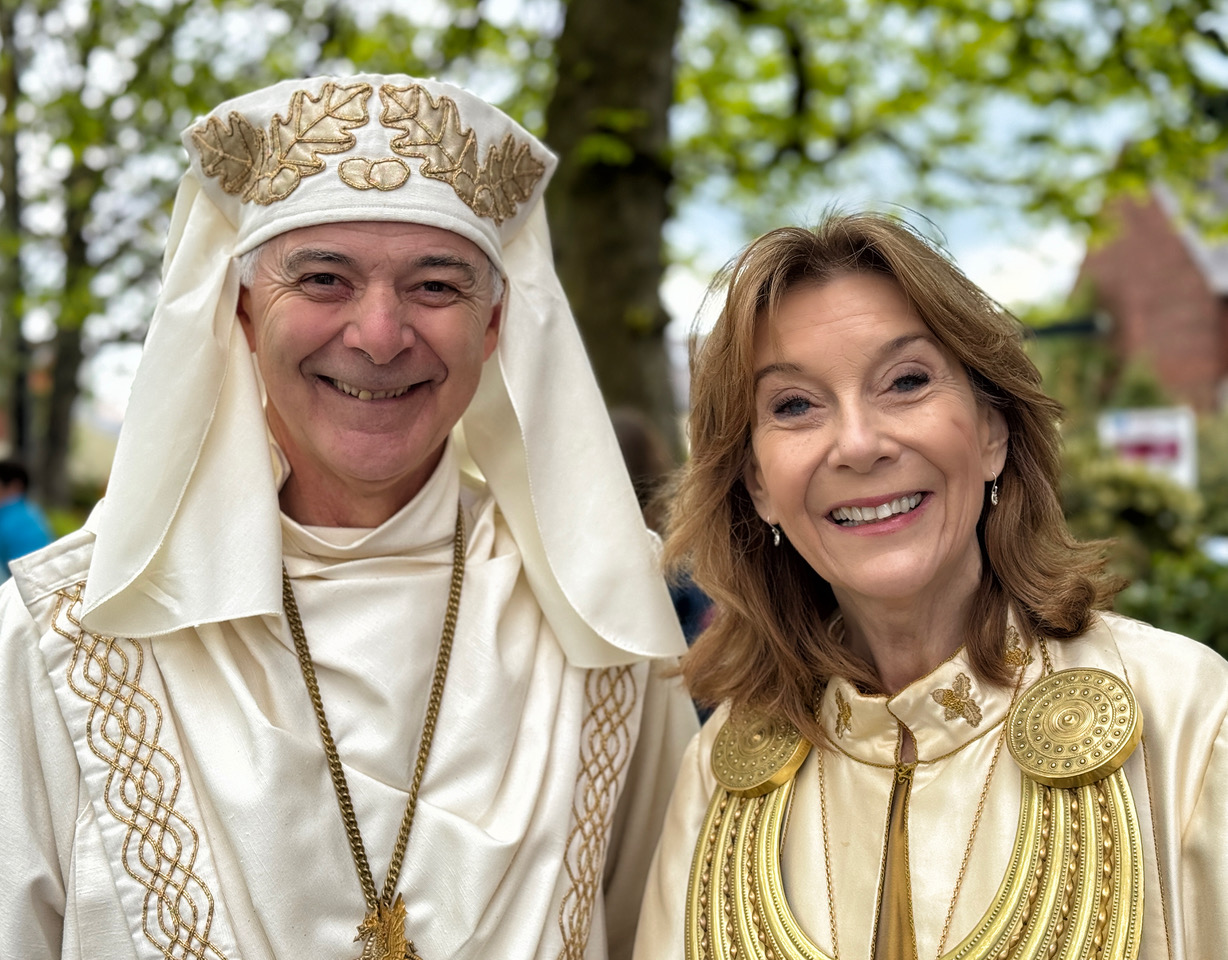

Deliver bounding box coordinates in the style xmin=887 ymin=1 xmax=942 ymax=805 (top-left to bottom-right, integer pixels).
xmin=281 ymin=503 xmax=466 ymax=957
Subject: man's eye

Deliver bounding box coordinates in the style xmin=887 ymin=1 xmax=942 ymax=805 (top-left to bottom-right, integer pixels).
xmin=303 ymin=273 xmax=340 ymax=287
xmin=422 ymin=280 xmax=456 ymax=294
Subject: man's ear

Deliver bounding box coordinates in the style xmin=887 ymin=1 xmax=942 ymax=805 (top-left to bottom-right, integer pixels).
xmin=482 ymin=299 xmax=502 ymax=361
xmin=236 ymin=288 xmax=258 ymax=352
xmin=742 ymin=453 xmax=773 ymax=524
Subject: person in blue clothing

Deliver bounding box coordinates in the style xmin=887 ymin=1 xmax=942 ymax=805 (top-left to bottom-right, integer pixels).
xmin=0 ymin=459 xmax=52 ymax=580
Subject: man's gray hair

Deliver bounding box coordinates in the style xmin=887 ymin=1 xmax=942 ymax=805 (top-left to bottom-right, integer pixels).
xmin=235 ymin=241 xmax=505 ymax=304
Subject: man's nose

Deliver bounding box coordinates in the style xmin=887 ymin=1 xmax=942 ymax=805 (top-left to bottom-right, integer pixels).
xmin=341 ymin=287 xmax=415 ymax=364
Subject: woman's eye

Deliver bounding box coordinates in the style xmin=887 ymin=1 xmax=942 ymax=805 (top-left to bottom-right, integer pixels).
xmin=892 ymin=372 xmax=930 ymax=393
xmin=772 ymin=395 xmax=811 ymax=417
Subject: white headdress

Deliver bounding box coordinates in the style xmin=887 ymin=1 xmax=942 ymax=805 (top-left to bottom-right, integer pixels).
xmin=79 ymin=74 xmax=685 ymax=667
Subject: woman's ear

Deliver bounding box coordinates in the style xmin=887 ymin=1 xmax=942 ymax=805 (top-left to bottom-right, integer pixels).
xmin=743 ymin=454 xmax=773 ymax=525
xmin=982 ymin=405 xmax=1009 ymax=478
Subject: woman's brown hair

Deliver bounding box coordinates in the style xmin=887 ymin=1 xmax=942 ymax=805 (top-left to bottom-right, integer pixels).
xmin=666 ymin=213 xmax=1122 ymax=742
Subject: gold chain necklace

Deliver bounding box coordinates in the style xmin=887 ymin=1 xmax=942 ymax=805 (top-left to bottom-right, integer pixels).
xmin=281 ymin=504 xmax=465 ymax=960
xmin=815 ymin=657 xmax=1027 ymax=960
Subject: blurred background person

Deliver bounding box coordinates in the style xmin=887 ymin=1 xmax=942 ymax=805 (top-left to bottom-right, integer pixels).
xmin=0 ymin=459 xmax=51 ymax=581
xmin=612 ymin=406 xmax=714 ymax=723
xmin=635 ymin=213 xmax=1227 ymax=960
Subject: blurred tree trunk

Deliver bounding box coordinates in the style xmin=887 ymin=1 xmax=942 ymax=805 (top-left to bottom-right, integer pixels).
xmin=544 ymin=0 xmax=684 ymax=452
xmin=0 ymin=6 xmax=26 ymax=460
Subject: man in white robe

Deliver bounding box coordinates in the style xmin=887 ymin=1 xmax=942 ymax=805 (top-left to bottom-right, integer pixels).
xmin=0 ymin=74 xmax=697 ymax=960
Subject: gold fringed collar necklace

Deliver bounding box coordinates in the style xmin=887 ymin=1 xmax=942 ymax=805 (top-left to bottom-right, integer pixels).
xmin=686 ymin=648 xmax=1144 ymax=960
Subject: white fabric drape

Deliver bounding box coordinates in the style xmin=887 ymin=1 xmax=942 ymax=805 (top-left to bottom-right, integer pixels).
xmin=3 ymin=446 xmax=699 ymax=958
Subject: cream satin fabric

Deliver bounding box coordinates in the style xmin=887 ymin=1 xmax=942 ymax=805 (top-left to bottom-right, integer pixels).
xmin=3 ymin=447 xmax=698 ymax=958
xmin=79 ymin=74 xmax=685 ymax=668
xmin=633 ymin=614 xmax=1228 ymax=960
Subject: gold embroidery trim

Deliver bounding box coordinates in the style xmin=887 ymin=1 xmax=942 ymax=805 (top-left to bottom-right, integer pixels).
xmin=380 ymin=83 xmax=546 ymax=224
xmin=1002 ymin=625 xmax=1033 ymax=668
xmin=932 ymin=673 xmax=983 ymax=727
xmin=834 ymin=688 xmax=852 ymax=739
xmin=684 ymin=763 xmax=1144 ymax=960
xmin=191 ymin=81 xmax=373 ymax=204
xmin=54 ymin=583 xmax=230 ymax=960
xmin=557 ymin=665 xmax=639 ymax=959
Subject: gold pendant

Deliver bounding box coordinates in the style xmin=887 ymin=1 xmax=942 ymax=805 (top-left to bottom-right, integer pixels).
xmin=353 ymin=893 xmax=423 ymax=960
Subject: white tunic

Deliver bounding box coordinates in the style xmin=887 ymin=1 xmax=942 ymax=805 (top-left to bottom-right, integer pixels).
xmin=634 ymin=614 xmax=1228 ymax=960
xmin=1 ymin=452 xmax=698 ymax=959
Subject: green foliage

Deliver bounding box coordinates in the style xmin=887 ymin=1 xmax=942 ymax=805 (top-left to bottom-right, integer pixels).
xmin=1198 ymin=410 xmax=1228 ymax=538
xmin=1061 ymin=433 xmax=1203 ymax=578
xmin=1115 ymin=549 xmax=1228 ymax=660
xmin=674 ymin=0 xmax=1228 ymax=235
xmin=1041 ymin=337 xmax=1228 ymax=656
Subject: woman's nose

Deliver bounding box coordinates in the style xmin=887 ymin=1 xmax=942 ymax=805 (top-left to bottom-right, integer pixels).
xmin=830 ymin=405 xmax=895 ymax=472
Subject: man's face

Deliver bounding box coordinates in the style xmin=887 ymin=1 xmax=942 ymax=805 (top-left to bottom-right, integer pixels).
xmin=237 ymin=221 xmax=501 ymax=525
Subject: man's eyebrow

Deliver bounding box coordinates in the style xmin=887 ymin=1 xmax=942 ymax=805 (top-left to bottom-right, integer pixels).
xmin=415 ymin=254 xmax=480 ymax=282
xmin=280 ymin=249 xmax=481 ymax=283
xmin=281 ymin=248 xmax=357 ymax=273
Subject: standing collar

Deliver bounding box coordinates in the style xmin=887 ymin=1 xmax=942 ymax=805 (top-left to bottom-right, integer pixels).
xmin=816 ymin=627 xmax=1042 ymax=765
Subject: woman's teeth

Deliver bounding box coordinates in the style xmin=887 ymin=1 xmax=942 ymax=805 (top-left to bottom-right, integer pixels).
xmin=831 ymin=494 xmax=923 ymax=526
xmin=330 ymin=378 xmax=412 ymax=401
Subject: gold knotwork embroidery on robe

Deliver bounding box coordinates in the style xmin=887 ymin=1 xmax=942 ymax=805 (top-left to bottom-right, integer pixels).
xmin=53 ymin=582 xmax=231 ymax=960
xmin=558 ymin=665 xmax=639 ymax=959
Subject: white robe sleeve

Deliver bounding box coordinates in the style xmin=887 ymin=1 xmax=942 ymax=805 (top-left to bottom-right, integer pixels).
xmin=603 ymin=659 xmax=699 ymax=960
xmin=0 ymin=580 xmax=77 ymax=957
xmin=1180 ymin=703 xmax=1228 ymax=951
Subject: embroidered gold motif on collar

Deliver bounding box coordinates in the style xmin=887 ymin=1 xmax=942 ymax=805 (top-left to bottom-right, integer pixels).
xmin=1003 ymin=626 xmax=1034 ymax=668
xmin=379 ymin=83 xmax=546 ymax=224
xmin=686 ymin=679 xmax=1145 ymax=960
xmin=932 ymin=673 xmax=983 ymax=727
xmin=191 ymin=81 xmax=373 ymax=204
xmin=834 ymin=688 xmax=852 ymax=739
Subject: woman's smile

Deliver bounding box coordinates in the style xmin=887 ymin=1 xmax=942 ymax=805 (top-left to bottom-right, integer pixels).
xmin=828 ymin=491 xmax=926 ymax=527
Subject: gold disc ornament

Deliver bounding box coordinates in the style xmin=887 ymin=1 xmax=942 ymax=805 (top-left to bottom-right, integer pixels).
xmin=1008 ymin=667 xmax=1142 ymax=788
xmin=711 ymin=707 xmax=811 ymax=797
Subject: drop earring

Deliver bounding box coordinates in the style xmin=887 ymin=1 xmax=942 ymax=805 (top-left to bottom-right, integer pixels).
xmin=990 ymin=472 xmax=999 ymax=507
xmin=771 ymin=523 xmax=782 ymax=547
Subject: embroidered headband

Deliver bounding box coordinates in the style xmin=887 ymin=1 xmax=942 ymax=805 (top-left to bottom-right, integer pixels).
xmin=182 ymin=74 xmax=554 ymax=266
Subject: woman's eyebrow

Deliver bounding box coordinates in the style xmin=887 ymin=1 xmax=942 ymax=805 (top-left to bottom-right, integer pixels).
xmin=876 ymin=333 xmax=934 ymax=359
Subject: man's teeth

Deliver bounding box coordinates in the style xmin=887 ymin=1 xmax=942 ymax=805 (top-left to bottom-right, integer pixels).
xmin=330 ymin=378 xmax=412 ymax=401
xmin=831 ymin=494 xmax=923 ymax=526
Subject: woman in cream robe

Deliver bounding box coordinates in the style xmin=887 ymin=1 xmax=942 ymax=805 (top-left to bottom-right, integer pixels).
xmin=632 ymin=214 xmax=1228 ymax=960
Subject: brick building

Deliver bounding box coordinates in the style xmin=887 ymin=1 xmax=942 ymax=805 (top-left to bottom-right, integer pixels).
xmin=1076 ymin=187 xmax=1228 ymax=412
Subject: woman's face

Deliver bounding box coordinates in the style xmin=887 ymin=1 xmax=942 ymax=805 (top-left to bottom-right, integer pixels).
xmin=744 ymin=272 xmax=1007 ymax=612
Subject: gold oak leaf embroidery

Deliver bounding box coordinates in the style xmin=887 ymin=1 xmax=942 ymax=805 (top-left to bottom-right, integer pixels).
xmin=931 ymin=673 xmax=983 ymax=727
xmin=1002 ymin=626 xmax=1033 ymax=668
xmin=191 ymin=82 xmax=372 ymax=205
xmin=379 ymin=83 xmax=545 ymax=224
xmin=834 ymin=688 xmax=852 ymax=739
